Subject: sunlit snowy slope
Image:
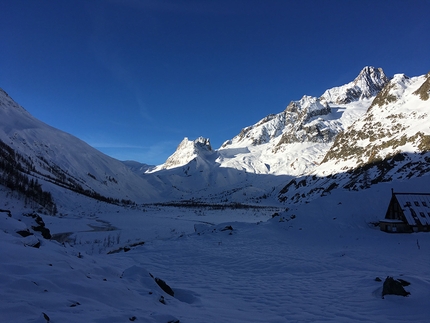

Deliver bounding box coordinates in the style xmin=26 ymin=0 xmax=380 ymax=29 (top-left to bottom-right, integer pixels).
xmin=279 ymin=71 xmax=430 ymax=204
xmin=0 ymin=88 xmax=164 ymax=204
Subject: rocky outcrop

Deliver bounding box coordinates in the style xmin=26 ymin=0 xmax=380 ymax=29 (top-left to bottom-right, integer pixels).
xmin=321 ymin=66 xmax=389 ymax=104
xmin=274 ymin=96 xmax=335 ymax=150
xmin=413 ymin=71 xmax=430 ymax=101
xmin=382 ymin=276 xmax=410 ymax=298
xmin=163 ymin=137 xmax=213 ymax=169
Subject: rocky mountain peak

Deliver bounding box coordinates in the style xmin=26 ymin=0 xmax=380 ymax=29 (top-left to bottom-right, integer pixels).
xmin=193 ymin=136 xmax=212 ymax=151
xmin=163 ymin=137 xmax=213 ymax=169
xmin=352 ymin=66 xmax=389 ymax=97
xmin=321 ymin=66 xmax=389 ymax=104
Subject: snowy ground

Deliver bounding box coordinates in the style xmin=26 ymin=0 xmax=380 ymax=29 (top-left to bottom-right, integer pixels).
xmin=1 ymin=184 xmax=430 ymax=323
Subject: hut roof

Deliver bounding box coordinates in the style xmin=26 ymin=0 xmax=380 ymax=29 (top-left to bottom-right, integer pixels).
xmin=394 ymin=193 xmax=430 ymax=226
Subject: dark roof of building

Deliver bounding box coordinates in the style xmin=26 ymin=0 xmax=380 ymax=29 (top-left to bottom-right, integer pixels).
xmin=394 ymin=193 xmax=430 ymax=226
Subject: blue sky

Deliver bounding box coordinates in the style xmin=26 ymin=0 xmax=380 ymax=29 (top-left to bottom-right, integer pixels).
xmin=1 ymin=0 xmax=429 ymax=165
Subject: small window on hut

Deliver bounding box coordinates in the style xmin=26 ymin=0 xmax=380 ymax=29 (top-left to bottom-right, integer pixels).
xmin=420 ymin=212 xmax=425 ymax=217
xmin=414 ymin=201 xmax=420 ymax=206
xmin=405 ymin=201 xmax=411 ymax=206
xmin=423 ymin=201 xmax=428 ymax=207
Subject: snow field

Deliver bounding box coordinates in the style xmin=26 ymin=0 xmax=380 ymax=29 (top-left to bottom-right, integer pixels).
xmin=1 ymin=186 xmax=430 ymax=323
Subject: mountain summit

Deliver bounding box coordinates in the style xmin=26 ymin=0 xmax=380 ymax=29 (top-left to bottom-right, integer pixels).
xmin=321 ymin=66 xmax=389 ymax=104
xmin=163 ymin=137 xmax=213 ymax=170
xmin=214 ymin=67 xmax=387 ymax=176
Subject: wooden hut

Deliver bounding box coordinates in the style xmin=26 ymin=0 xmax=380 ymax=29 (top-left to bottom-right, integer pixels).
xmin=380 ymin=190 xmax=430 ymax=233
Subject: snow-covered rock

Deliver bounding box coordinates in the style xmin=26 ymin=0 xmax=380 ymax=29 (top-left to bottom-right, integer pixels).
xmin=214 ymin=67 xmax=384 ymax=176
xmin=320 ymin=66 xmax=389 ymax=104
xmin=278 ymin=72 xmax=430 ymax=204
xmin=163 ymin=137 xmax=213 ymax=170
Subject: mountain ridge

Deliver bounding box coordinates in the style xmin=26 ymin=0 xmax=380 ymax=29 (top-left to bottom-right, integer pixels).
xmin=1 ymin=66 xmax=429 ymax=209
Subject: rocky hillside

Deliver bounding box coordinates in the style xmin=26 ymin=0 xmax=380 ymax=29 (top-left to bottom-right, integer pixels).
xmin=278 ymin=71 xmax=430 ymax=204
xmin=204 ymin=66 xmax=388 ymax=176
xmin=222 ymin=66 xmax=388 ymax=152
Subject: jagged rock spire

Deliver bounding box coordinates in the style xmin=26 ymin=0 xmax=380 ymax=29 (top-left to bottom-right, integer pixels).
xmin=163 ymin=137 xmax=213 ymax=169
xmin=321 ymin=66 xmax=389 ymax=104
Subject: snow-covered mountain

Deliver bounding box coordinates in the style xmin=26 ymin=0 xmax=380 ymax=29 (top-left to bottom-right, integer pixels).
xmin=278 ymin=70 xmax=430 ymax=203
xmin=320 ymin=66 xmax=389 ymax=104
xmin=143 ymin=67 xmax=392 ymax=185
xmin=141 ymin=66 xmax=430 ymax=204
xmin=0 ymin=88 xmax=163 ymax=208
xmin=162 ymin=137 xmax=214 ymax=170
xmin=204 ymin=66 xmax=388 ymax=176
xmin=1 ymin=66 xmax=429 ymax=209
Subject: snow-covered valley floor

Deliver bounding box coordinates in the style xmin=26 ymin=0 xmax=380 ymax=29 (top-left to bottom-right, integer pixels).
xmin=1 ymin=189 xmax=430 ymax=323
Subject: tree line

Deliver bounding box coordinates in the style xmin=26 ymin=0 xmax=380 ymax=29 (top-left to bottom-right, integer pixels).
xmin=0 ymin=139 xmax=57 ymax=214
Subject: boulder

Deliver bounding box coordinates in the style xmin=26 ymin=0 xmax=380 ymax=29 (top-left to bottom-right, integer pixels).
xmin=382 ymin=276 xmax=410 ymax=298
xmin=155 ymin=277 xmax=175 ymax=297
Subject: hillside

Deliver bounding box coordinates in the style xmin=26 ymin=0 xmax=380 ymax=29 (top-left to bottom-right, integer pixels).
xmin=279 ymin=71 xmax=430 ymax=204
xmin=0 ymin=88 xmax=165 ymax=208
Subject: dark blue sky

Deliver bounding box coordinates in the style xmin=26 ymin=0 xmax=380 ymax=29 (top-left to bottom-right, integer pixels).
xmin=1 ymin=0 xmax=429 ymax=164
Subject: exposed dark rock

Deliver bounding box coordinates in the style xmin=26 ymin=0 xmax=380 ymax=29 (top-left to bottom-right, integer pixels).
xmin=220 ymin=225 xmax=233 ymax=231
xmin=16 ymin=229 xmax=33 ymax=237
xmin=382 ymin=276 xmax=410 ymax=298
xmin=107 ymin=241 xmax=145 ymax=254
xmin=413 ymin=71 xmax=430 ymax=101
xmin=42 ymin=312 xmax=50 ymax=322
xmin=397 ymin=278 xmax=411 ymax=286
xmin=155 ymin=277 xmax=175 ymax=297
xmin=0 ymin=209 xmax=12 ymax=217
xmin=24 ymin=212 xmax=51 ymax=239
